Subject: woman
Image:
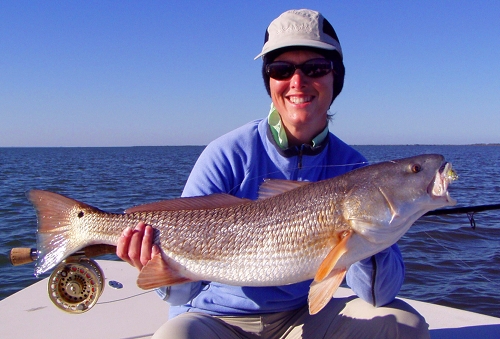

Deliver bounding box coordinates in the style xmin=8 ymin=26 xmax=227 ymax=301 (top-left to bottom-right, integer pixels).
xmin=117 ymin=9 xmax=430 ymax=339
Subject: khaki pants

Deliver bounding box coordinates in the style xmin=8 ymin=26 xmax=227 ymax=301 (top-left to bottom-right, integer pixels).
xmin=152 ymin=296 xmax=430 ymax=339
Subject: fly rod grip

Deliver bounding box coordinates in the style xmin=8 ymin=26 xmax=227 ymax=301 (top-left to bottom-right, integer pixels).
xmin=81 ymin=244 xmax=117 ymax=257
xmin=9 ymin=245 xmax=117 ymax=267
xmin=9 ymin=248 xmax=37 ymax=266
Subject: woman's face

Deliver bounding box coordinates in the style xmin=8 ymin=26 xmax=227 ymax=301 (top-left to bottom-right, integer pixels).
xmin=269 ymin=50 xmax=334 ymax=145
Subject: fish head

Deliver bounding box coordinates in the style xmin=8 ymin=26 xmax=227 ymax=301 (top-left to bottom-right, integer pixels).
xmin=343 ymin=154 xmax=457 ymax=249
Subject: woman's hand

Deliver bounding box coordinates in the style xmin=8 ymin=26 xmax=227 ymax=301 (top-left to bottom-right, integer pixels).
xmin=116 ymin=221 xmax=160 ymax=271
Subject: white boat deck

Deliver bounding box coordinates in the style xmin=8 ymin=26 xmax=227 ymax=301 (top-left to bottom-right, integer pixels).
xmin=1 ymin=260 xmax=499 ymax=339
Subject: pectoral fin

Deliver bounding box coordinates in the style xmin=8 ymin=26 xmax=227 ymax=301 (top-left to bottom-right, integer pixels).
xmin=137 ymin=254 xmax=192 ymax=289
xmin=314 ymin=230 xmax=352 ymax=282
xmin=308 ymin=267 xmax=347 ymax=315
xmin=308 ymin=230 xmax=353 ymax=315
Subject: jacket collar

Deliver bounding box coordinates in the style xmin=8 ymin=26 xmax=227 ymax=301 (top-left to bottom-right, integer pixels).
xmin=267 ymin=103 xmax=330 ymax=157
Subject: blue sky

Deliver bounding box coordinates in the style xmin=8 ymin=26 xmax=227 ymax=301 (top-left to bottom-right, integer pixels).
xmin=1 ymin=1 xmax=499 ymax=146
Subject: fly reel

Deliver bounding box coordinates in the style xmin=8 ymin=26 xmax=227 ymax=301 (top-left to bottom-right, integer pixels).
xmin=47 ymin=256 xmax=104 ymax=313
xmin=10 ymin=245 xmax=115 ymax=313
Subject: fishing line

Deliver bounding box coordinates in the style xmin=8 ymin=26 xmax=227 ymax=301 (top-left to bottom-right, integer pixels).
xmin=416 ymin=219 xmax=455 ymax=226
xmin=422 ymin=230 xmax=496 ymax=285
xmin=96 ymin=290 xmax=155 ymax=305
xmin=418 ymin=212 xmax=499 ymax=289
xmin=227 ymin=161 xmax=369 ymax=195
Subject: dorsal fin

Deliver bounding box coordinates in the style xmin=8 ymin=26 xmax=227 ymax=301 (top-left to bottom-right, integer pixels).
xmin=125 ymin=194 xmax=250 ymax=213
xmin=258 ymin=179 xmax=310 ymax=200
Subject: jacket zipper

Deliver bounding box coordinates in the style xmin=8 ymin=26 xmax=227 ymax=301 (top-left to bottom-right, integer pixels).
xmin=297 ymin=146 xmax=304 ymax=170
xmin=371 ymin=256 xmax=377 ymax=306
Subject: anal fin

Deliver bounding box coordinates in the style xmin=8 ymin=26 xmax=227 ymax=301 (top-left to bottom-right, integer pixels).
xmin=137 ymin=254 xmax=192 ymax=289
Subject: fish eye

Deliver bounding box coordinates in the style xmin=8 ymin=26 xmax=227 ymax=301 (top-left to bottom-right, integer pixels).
xmin=410 ymin=164 xmax=422 ymax=173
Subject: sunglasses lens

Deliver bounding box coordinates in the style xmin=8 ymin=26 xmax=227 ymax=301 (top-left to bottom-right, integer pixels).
xmin=302 ymin=59 xmax=333 ymax=78
xmin=266 ymin=59 xmax=333 ymax=80
xmin=266 ymin=62 xmax=295 ymax=80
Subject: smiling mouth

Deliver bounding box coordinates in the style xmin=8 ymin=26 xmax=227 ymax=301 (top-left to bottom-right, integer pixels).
xmin=288 ymin=96 xmax=313 ymax=104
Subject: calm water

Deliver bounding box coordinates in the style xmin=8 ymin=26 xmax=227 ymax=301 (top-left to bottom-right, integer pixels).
xmin=0 ymin=145 xmax=499 ymax=317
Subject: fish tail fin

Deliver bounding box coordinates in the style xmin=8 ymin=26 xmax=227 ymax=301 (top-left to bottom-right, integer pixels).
xmin=28 ymin=190 xmax=98 ymax=276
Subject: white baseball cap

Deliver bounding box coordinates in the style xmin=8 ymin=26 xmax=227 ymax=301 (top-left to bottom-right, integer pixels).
xmin=254 ymin=9 xmax=343 ymax=60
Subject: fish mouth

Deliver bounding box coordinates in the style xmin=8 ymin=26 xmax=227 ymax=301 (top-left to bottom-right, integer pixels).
xmin=427 ymin=162 xmax=458 ymax=205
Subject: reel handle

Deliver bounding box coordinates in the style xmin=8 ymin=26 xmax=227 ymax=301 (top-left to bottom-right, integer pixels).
xmin=9 ymin=245 xmax=117 ymax=266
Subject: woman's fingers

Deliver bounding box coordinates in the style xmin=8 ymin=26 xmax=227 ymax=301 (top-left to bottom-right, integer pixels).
xmin=140 ymin=224 xmax=155 ymax=267
xmin=116 ymin=221 xmax=157 ymax=271
xmin=128 ymin=222 xmax=146 ymax=269
xmin=116 ymin=226 xmax=134 ymax=265
xmin=152 ymin=244 xmax=161 ymax=257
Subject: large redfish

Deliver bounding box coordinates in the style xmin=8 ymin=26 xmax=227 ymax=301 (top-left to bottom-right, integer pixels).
xmin=28 ymin=154 xmax=457 ymax=314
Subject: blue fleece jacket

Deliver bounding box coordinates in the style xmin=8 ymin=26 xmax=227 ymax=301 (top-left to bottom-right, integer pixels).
xmin=158 ymin=118 xmax=404 ymax=317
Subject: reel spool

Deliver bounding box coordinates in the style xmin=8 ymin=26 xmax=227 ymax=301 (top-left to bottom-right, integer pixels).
xmin=48 ymin=256 xmax=104 ymax=313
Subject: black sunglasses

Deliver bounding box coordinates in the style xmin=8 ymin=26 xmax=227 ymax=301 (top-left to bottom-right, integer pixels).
xmin=266 ymin=58 xmax=335 ymax=80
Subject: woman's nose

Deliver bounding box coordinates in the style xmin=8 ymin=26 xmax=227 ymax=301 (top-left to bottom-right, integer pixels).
xmin=289 ymin=70 xmax=308 ymax=88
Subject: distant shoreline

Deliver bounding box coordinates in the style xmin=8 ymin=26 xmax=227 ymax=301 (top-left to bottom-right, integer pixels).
xmin=1 ymin=144 xmax=500 ymax=149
